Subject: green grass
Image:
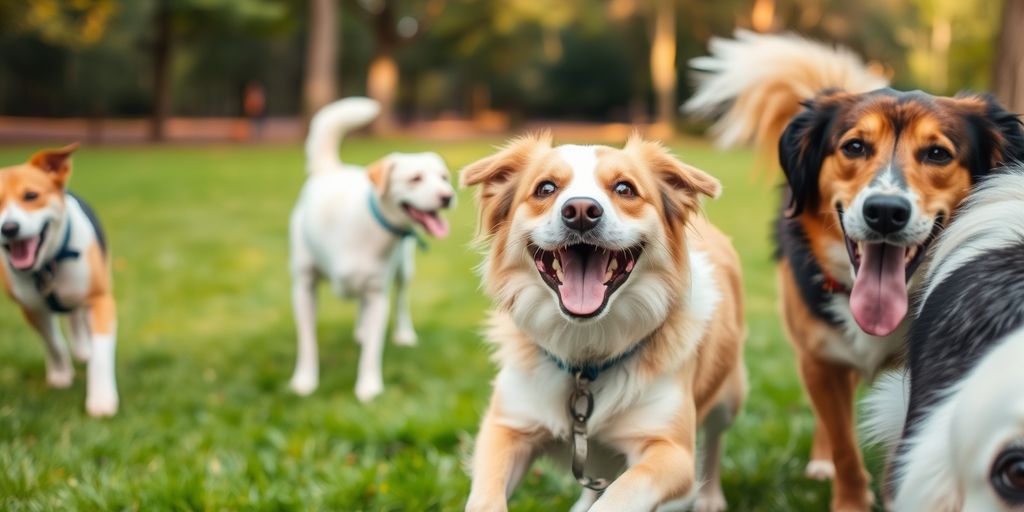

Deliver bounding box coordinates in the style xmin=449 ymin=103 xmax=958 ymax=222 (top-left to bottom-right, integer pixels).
xmin=0 ymin=139 xmax=884 ymax=511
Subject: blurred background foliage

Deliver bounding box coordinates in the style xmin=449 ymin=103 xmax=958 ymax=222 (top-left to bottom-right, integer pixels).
xmin=0 ymin=0 xmax=1016 ymax=133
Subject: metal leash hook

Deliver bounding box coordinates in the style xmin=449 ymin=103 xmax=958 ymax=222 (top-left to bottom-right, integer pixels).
xmin=568 ymin=370 xmax=610 ymax=491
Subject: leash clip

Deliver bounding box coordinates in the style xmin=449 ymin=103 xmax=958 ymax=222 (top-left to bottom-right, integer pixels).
xmin=568 ymin=371 xmax=610 ymax=492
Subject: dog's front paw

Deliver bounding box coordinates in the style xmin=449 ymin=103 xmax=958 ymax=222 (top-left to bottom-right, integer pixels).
xmin=85 ymin=389 xmax=119 ymax=417
xmin=805 ymin=459 xmax=836 ymax=480
xmin=354 ymin=378 xmax=383 ymax=402
xmin=46 ymin=366 xmax=74 ymax=388
xmin=289 ymin=372 xmax=319 ymax=396
xmin=392 ymin=329 xmax=418 ymax=346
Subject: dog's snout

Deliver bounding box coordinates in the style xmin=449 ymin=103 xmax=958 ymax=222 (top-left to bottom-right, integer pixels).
xmin=440 ymin=194 xmax=453 ymax=208
xmin=1 ymin=221 xmax=19 ymax=239
xmin=863 ymin=195 xmax=911 ymax=235
xmin=561 ymin=197 xmax=603 ymax=232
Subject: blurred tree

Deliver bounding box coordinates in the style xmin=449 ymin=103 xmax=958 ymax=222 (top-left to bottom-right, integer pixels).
xmin=0 ymin=0 xmax=116 ymax=47
xmin=304 ymin=0 xmax=338 ymax=125
xmin=147 ymin=0 xmax=291 ymax=140
xmin=649 ymin=0 xmax=676 ymax=135
xmin=994 ymin=0 xmax=1024 ymax=113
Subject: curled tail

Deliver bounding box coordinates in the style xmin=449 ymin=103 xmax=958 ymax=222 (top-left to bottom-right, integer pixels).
xmin=683 ymin=30 xmax=888 ymax=160
xmin=304 ymin=97 xmax=381 ymax=174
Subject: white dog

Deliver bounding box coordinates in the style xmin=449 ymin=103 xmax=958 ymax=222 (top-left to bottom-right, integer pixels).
xmin=288 ymin=97 xmax=454 ymax=402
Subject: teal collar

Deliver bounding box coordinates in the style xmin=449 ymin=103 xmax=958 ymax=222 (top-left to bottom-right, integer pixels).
xmin=367 ymin=190 xmax=427 ymax=250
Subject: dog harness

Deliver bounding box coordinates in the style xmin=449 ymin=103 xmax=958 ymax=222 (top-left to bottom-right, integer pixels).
xmin=367 ymin=190 xmax=427 ymax=250
xmin=541 ymin=339 xmax=650 ymax=491
xmin=32 ymin=220 xmax=79 ymax=314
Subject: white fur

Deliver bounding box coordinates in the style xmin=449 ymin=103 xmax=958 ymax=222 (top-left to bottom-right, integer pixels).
xmin=860 ymin=370 xmax=910 ymax=451
xmin=820 ymin=294 xmax=907 ymax=377
xmin=843 ymin=180 xmax=934 ymax=247
xmin=891 ymin=328 xmax=1024 ymax=511
xmin=289 ymin=97 xmax=454 ymax=401
xmin=1 ymin=193 xmax=119 ymax=417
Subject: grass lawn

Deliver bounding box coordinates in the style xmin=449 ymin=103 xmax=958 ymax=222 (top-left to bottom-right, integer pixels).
xmin=0 ymin=138 xmax=884 ymax=511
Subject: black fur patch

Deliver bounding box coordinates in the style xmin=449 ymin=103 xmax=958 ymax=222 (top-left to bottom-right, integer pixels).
xmin=68 ymin=191 xmax=107 ymax=254
xmin=774 ymin=191 xmax=844 ymax=326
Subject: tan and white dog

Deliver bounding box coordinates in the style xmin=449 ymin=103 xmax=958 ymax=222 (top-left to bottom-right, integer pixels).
xmin=288 ymin=97 xmax=455 ymax=402
xmin=462 ymin=133 xmax=746 ymax=512
xmin=0 ymin=144 xmax=118 ymax=417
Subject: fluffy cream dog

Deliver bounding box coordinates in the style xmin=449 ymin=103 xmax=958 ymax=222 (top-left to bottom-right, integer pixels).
xmin=462 ymin=133 xmax=746 ymax=512
xmin=288 ymin=97 xmax=454 ymax=402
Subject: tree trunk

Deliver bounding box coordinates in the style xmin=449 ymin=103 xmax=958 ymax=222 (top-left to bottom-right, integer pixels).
xmin=751 ymin=0 xmax=775 ymax=32
xmin=650 ymin=0 xmax=676 ymax=137
xmin=150 ymin=0 xmax=172 ymax=142
xmin=367 ymin=52 xmax=399 ymax=133
xmin=303 ymin=0 xmax=338 ymax=126
xmin=368 ymin=4 xmax=399 ymax=133
xmin=994 ymin=0 xmax=1024 ymax=114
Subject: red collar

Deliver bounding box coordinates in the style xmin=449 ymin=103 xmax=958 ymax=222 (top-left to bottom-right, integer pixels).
xmin=822 ymin=272 xmax=849 ymax=294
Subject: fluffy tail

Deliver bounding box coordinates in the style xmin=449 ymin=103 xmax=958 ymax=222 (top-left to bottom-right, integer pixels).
xmin=304 ymin=97 xmax=381 ymax=174
xmin=683 ymin=30 xmax=888 ymax=158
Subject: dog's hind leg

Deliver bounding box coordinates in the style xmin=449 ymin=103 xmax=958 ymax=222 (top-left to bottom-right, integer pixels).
xmin=354 ymin=289 xmax=389 ymax=402
xmin=85 ymin=292 xmax=118 ymax=417
xmin=392 ymin=238 xmax=417 ymax=347
xmin=20 ymin=306 xmax=74 ymax=388
xmin=69 ymin=308 xmax=91 ymax=362
xmin=289 ymin=267 xmax=320 ymax=396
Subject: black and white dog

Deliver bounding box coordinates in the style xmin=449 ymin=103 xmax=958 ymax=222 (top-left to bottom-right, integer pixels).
xmin=865 ymin=165 xmax=1024 ymax=511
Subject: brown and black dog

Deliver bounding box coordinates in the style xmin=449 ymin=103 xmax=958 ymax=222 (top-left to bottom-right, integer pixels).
xmin=686 ymin=31 xmax=1024 ymax=511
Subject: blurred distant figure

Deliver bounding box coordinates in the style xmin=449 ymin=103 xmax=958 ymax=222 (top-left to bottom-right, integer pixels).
xmin=243 ymin=80 xmax=267 ymax=140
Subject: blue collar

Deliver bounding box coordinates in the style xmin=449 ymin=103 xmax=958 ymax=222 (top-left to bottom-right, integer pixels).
xmin=367 ymin=190 xmax=427 ymax=250
xmin=541 ymin=338 xmax=650 ymax=381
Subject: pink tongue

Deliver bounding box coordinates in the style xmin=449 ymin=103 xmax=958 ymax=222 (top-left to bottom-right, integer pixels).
xmin=8 ymin=237 xmax=40 ymax=270
xmin=558 ymin=249 xmax=611 ymax=316
xmin=849 ymin=243 xmax=908 ymax=336
xmin=407 ymin=209 xmax=450 ymax=238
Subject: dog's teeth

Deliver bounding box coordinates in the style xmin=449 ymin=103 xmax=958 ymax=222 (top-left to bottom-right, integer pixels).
xmin=604 ymin=269 xmax=613 ymax=282
xmin=555 ymin=268 xmax=564 ymax=282
xmin=609 ymin=259 xmax=618 ymax=272
xmin=552 ymin=258 xmax=562 ymax=273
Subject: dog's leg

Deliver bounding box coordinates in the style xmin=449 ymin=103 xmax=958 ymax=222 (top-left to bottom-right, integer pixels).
xmin=466 ymin=412 xmax=537 ymax=512
xmin=69 ymin=308 xmax=91 ymax=362
xmin=21 ymin=306 xmax=74 ymax=388
xmin=392 ymin=238 xmax=417 ymax=346
xmin=693 ymin=364 xmax=745 ymax=512
xmin=591 ymin=400 xmax=697 ymax=512
xmin=354 ymin=289 xmax=389 ymax=402
xmin=806 ymin=416 xmax=836 ymax=480
xmin=289 ymin=268 xmax=320 ymax=396
xmin=569 ymin=489 xmax=601 ymax=512
xmin=799 ymin=354 xmax=872 ymax=512
xmin=85 ymin=293 xmax=118 ymax=417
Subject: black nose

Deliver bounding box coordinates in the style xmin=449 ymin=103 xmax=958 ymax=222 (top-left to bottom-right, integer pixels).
xmin=1 ymin=221 xmax=19 ymax=238
xmin=863 ymin=195 xmax=912 ymax=235
xmin=561 ymin=197 xmax=603 ymax=232
xmin=440 ymin=194 xmax=453 ymax=208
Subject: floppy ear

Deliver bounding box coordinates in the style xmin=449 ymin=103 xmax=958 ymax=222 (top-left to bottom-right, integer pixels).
xmin=460 ymin=132 xmax=551 ymax=236
xmin=961 ymin=94 xmax=1024 ymax=180
xmin=778 ymin=97 xmax=842 ymax=217
xmin=366 ymin=156 xmax=393 ymax=196
xmin=626 ymin=136 xmax=721 ymax=222
xmin=29 ymin=142 xmax=78 ymax=188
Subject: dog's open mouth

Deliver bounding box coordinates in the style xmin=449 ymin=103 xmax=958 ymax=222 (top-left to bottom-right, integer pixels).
xmin=532 ymin=243 xmax=642 ymax=319
xmin=841 ymin=214 xmax=943 ymax=337
xmin=2 ymin=223 xmax=47 ymax=271
xmin=402 ymin=203 xmax=449 ymax=238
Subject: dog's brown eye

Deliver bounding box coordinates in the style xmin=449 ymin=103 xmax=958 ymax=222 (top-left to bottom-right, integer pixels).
xmin=410 ymin=174 xmax=422 ymax=183
xmin=535 ymin=181 xmax=557 ymax=198
xmin=23 ymin=191 xmax=38 ymax=201
xmin=992 ymin=448 xmax=1024 ymax=502
xmin=924 ymin=146 xmax=953 ymax=165
xmin=841 ymin=139 xmax=867 ymax=157
xmin=613 ymin=182 xmax=636 ymax=197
